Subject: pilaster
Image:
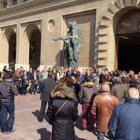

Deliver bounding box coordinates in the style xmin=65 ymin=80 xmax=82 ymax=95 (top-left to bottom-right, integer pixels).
xmin=40 ymin=18 xmax=47 ymax=66
xmin=0 ymin=28 xmax=9 ymax=70
xmin=7 ymin=0 xmax=11 ymax=7
xmin=18 ymin=0 xmax=22 ymax=5
xmin=15 ymin=23 xmax=28 ymax=69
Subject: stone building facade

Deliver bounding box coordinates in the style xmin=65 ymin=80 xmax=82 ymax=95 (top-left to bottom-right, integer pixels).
xmin=0 ymin=0 xmax=140 ymax=71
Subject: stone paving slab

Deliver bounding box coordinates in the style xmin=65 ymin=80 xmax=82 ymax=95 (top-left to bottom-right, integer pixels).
xmin=0 ymin=94 xmax=109 ymax=140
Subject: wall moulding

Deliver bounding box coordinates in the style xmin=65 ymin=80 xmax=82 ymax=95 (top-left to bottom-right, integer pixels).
xmin=0 ymin=0 xmax=90 ymax=22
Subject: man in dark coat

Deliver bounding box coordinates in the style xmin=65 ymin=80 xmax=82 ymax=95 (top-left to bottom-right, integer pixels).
xmin=108 ymin=87 xmax=140 ymax=140
xmin=0 ymin=72 xmax=18 ymax=134
xmin=38 ymin=72 xmax=57 ymax=122
xmin=111 ymin=77 xmax=129 ymax=103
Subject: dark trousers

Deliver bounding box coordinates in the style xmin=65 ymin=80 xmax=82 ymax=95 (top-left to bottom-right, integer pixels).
xmin=39 ymin=101 xmax=47 ymax=121
xmin=97 ymin=132 xmax=105 ymax=140
xmin=1 ymin=101 xmax=15 ymax=132
xmin=82 ymin=103 xmax=94 ymax=129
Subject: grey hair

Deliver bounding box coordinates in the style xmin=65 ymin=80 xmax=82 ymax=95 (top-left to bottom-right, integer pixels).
xmin=128 ymin=88 xmax=140 ymax=100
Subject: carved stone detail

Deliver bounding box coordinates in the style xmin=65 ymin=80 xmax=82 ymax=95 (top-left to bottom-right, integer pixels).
xmin=98 ymin=0 xmax=139 ymax=67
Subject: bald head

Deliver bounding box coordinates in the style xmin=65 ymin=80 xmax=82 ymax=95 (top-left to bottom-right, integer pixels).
xmin=100 ymin=83 xmax=110 ymax=92
xmin=128 ymin=88 xmax=139 ymax=100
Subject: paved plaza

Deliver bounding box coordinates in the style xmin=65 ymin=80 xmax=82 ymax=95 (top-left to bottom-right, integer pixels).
xmin=0 ymin=94 xmax=109 ymax=140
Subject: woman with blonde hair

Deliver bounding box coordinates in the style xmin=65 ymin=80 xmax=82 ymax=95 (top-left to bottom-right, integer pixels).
xmin=47 ymin=78 xmax=78 ymax=140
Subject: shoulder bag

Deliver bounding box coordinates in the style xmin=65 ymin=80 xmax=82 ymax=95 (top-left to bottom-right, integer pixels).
xmin=55 ymin=100 xmax=68 ymax=117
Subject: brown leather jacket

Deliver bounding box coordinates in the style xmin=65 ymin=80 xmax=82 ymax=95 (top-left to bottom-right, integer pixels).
xmin=91 ymin=92 xmax=119 ymax=132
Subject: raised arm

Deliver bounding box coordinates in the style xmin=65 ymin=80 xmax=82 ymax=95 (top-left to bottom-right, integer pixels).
xmin=53 ymin=36 xmax=65 ymax=41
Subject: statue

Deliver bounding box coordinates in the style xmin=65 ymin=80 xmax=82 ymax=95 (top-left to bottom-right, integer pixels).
xmin=54 ymin=21 xmax=81 ymax=68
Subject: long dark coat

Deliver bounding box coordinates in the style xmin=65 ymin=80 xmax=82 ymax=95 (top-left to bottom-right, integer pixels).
xmin=40 ymin=78 xmax=57 ymax=101
xmin=47 ymin=86 xmax=78 ymax=140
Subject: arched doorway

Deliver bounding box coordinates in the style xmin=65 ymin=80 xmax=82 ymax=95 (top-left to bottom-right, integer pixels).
xmin=117 ymin=10 xmax=140 ymax=72
xmin=8 ymin=32 xmax=16 ymax=69
xmin=29 ymin=28 xmax=41 ymax=68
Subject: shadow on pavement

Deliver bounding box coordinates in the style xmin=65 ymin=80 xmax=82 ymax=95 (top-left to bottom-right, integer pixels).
xmin=37 ymin=128 xmax=51 ymax=140
xmin=32 ymin=110 xmax=41 ymax=122
xmin=75 ymin=136 xmax=87 ymax=140
xmin=32 ymin=110 xmax=49 ymax=123
xmin=32 ymin=110 xmax=40 ymax=117
xmin=37 ymin=128 xmax=86 ymax=140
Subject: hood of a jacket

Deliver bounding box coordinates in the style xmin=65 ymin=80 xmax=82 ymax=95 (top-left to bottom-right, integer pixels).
xmin=51 ymin=85 xmax=74 ymax=99
xmin=82 ymin=81 xmax=94 ymax=88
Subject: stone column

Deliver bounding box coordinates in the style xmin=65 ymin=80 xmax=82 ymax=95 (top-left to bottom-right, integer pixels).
xmin=40 ymin=18 xmax=47 ymax=68
xmin=7 ymin=0 xmax=11 ymax=7
xmin=0 ymin=28 xmax=9 ymax=71
xmin=18 ymin=0 xmax=22 ymax=5
xmin=15 ymin=23 xmax=29 ymax=70
xmin=0 ymin=1 xmax=3 ymax=9
xmin=15 ymin=23 xmax=22 ymax=69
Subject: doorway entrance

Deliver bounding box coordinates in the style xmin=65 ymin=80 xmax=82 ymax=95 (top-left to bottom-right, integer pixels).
xmin=116 ymin=10 xmax=140 ymax=72
xmin=29 ymin=29 xmax=41 ymax=68
xmin=118 ymin=33 xmax=140 ymax=72
xmin=8 ymin=32 xmax=16 ymax=69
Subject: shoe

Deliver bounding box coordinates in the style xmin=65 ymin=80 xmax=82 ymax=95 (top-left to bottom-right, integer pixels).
xmin=1 ymin=131 xmax=8 ymax=134
xmin=7 ymin=129 xmax=15 ymax=134
xmin=87 ymin=128 xmax=93 ymax=132
xmin=37 ymin=117 xmax=43 ymax=122
xmin=82 ymin=128 xmax=86 ymax=131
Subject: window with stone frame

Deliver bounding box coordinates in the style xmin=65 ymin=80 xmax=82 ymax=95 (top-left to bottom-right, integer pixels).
xmin=3 ymin=1 xmax=7 ymax=8
xmin=13 ymin=0 xmax=17 ymax=5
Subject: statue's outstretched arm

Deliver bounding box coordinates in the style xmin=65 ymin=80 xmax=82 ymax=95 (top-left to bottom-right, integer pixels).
xmin=53 ymin=36 xmax=72 ymax=41
xmin=53 ymin=37 xmax=65 ymax=41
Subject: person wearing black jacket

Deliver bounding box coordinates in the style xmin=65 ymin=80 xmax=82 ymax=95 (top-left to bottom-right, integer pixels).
xmin=47 ymin=78 xmax=78 ymax=140
xmin=0 ymin=72 xmax=18 ymax=134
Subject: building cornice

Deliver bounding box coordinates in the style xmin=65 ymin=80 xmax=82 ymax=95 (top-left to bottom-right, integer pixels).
xmin=0 ymin=0 xmax=92 ymax=22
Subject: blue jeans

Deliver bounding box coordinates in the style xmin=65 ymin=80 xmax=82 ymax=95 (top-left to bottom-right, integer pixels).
xmin=97 ymin=132 xmax=105 ymax=140
xmin=1 ymin=101 xmax=15 ymax=132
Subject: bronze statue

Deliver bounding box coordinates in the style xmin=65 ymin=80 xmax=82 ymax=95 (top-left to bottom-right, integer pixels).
xmin=54 ymin=21 xmax=81 ymax=68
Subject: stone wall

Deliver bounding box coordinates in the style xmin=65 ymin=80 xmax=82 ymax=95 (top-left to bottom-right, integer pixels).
xmin=0 ymin=0 xmax=139 ymax=71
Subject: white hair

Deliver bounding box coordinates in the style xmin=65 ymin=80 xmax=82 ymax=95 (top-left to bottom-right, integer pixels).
xmin=128 ymin=88 xmax=140 ymax=100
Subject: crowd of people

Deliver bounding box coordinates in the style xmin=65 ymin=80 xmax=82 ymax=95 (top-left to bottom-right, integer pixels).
xmin=0 ymin=65 xmax=140 ymax=140
xmin=1 ymin=65 xmax=140 ymax=96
